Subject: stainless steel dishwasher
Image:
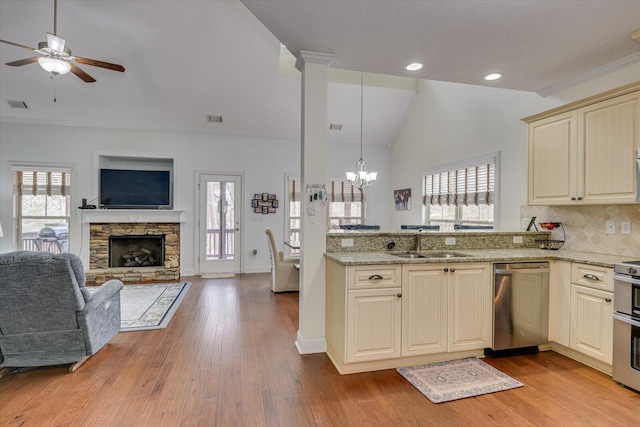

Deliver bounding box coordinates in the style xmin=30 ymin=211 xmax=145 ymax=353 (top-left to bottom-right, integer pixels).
xmin=490 ymin=262 xmax=550 ymax=354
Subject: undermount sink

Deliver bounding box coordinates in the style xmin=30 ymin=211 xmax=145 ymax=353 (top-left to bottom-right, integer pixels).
xmin=391 ymin=252 xmax=428 ymax=259
xmin=425 ymin=252 xmax=473 ymax=258
xmin=390 ymin=251 xmax=472 ymax=259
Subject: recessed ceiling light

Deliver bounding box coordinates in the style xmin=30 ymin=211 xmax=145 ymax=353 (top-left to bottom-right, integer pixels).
xmin=484 ymin=73 xmax=502 ymax=81
xmin=404 ymin=63 xmax=423 ymax=71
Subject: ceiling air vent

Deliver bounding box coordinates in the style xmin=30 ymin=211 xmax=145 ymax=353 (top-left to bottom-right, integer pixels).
xmin=8 ymin=100 xmax=28 ymax=109
xmin=329 ymin=123 xmax=342 ymax=131
xmin=207 ymin=115 xmax=223 ymax=123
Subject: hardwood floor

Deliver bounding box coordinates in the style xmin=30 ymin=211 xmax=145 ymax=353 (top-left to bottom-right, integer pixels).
xmin=1 ymin=273 xmax=639 ymax=426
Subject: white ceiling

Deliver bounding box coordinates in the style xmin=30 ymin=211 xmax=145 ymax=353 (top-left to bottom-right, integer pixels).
xmin=1 ymin=0 xmax=639 ymax=147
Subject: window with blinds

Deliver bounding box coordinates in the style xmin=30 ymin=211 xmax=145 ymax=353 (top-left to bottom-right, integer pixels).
xmin=421 ymin=153 xmax=498 ymax=230
xmin=13 ymin=165 xmax=72 ymax=253
xmin=422 ymin=162 xmax=495 ymax=206
xmin=286 ymin=178 xmax=365 ymax=250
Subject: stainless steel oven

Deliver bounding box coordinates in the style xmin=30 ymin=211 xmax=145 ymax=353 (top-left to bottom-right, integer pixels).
xmin=612 ymin=261 xmax=640 ymax=392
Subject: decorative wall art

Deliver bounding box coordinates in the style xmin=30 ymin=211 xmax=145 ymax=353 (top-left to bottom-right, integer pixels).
xmin=394 ymin=188 xmax=411 ymax=211
xmin=252 ymin=193 xmax=278 ymax=214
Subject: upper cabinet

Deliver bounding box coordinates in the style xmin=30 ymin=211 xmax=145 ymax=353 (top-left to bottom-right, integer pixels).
xmin=525 ymin=83 xmax=640 ymax=205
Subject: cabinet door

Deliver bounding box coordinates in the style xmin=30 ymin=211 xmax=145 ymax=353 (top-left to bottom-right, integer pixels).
xmin=346 ymin=288 xmax=402 ymax=363
xmin=549 ymin=261 xmax=571 ymax=347
xmin=580 ymin=92 xmax=639 ymax=204
xmin=528 ymin=111 xmax=578 ymax=205
xmin=402 ymin=266 xmax=447 ymax=356
xmin=448 ymin=263 xmax=492 ymax=352
xmin=570 ymin=284 xmax=614 ymax=364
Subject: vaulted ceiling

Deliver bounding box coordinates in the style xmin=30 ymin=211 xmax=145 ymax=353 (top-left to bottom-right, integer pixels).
xmin=1 ymin=0 xmax=639 ymax=146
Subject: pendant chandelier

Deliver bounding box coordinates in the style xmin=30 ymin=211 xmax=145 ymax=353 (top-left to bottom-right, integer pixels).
xmin=346 ymin=72 xmax=377 ymax=188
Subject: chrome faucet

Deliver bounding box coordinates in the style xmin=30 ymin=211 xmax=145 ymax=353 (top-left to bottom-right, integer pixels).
xmin=415 ymin=229 xmax=422 ymax=252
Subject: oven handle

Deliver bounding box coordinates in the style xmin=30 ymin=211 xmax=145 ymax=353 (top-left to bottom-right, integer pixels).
xmin=613 ymin=273 xmax=640 ymax=286
xmin=612 ymin=312 xmax=640 ymax=328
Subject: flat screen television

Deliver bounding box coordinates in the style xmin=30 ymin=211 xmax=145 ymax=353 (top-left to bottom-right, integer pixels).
xmin=100 ymin=169 xmax=172 ymax=209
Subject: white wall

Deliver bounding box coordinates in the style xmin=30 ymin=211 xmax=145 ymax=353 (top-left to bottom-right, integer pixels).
xmin=389 ymin=63 xmax=640 ymax=230
xmin=0 ymin=123 xmax=390 ymax=273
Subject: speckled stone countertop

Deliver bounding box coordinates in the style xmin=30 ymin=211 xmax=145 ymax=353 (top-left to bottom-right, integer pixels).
xmin=324 ymin=248 xmax=632 ymax=268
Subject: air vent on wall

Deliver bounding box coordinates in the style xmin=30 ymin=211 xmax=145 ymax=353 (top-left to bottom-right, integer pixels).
xmin=207 ymin=115 xmax=223 ymax=123
xmin=329 ymin=123 xmax=342 ymax=130
xmin=8 ymin=100 xmax=28 ymax=109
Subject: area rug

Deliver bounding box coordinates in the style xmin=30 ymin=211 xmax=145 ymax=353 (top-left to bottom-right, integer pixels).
xmin=87 ymin=282 xmax=190 ymax=331
xmin=200 ymin=273 xmax=236 ymax=279
xmin=396 ymin=357 xmax=523 ymax=403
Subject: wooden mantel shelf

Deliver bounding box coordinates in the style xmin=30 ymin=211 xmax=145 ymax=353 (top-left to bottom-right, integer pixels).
xmin=80 ymin=209 xmax=185 ymax=224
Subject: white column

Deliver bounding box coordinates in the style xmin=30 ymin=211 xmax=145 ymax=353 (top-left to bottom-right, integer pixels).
xmin=295 ymin=51 xmax=334 ymax=354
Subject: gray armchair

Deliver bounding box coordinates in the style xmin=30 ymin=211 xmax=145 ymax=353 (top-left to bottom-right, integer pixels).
xmin=0 ymin=251 xmax=123 ymax=372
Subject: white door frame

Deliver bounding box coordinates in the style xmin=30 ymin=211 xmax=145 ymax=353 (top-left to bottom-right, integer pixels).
xmin=196 ymin=171 xmax=243 ymax=274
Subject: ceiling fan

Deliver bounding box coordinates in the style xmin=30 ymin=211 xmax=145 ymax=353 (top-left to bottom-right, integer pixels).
xmin=0 ymin=0 xmax=125 ymax=83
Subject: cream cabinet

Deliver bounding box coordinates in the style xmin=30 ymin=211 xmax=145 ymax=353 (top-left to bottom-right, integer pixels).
xmin=569 ymin=284 xmax=614 ymax=364
xmin=548 ymin=261 xmax=614 ymax=366
xmin=401 ymin=263 xmax=491 ymax=357
xmin=526 ymin=89 xmax=640 ymax=205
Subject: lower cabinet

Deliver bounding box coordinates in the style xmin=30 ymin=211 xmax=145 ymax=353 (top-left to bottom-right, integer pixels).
xmin=325 ymin=260 xmax=492 ymax=372
xmin=346 ymin=288 xmax=402 ymax=363
xmin=549 ymin=261 xmax=614 ymax=366
xmin=402 ymin=263 xmax=491 ymax=357
xmin=569 ymin=284 xmax=614 ymax=364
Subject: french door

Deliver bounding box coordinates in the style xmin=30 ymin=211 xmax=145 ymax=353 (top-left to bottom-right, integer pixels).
xmin=199 ymin=174 xmax=242 ymax=274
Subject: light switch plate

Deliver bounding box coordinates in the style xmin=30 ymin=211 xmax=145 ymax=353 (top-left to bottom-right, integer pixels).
xmin=606 ymin=221 xmax=616 ymax=234
xmin=621 ymin=221 xmax=631 ymax=235
xmin=341 ymin=238 xmax=354 ymax=247
xmin=445 ymin=237 xmax=456 ymax=245
xmin=513 ymin=236 xmax=523 ymax=244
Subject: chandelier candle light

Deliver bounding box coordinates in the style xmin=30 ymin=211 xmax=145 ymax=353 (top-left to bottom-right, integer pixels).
xmin=346 ymin=72 xmax=377 ymax=189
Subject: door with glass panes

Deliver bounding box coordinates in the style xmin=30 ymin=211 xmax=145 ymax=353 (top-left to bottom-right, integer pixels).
xmin=199 ymin=174 xmax=242 ymax=274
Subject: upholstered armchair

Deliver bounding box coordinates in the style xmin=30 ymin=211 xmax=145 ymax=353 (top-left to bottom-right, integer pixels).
xmin=265 ymin=228 xmax=299 ymax=292
xmin=0 ymin=251 xmax=123 ymax=373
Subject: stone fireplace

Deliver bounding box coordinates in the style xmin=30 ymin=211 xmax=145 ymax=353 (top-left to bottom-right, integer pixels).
xmin=81 ymin=208 xmax=183 ymax=283
xmin=109 ymin=235 xmax=165 ymax=268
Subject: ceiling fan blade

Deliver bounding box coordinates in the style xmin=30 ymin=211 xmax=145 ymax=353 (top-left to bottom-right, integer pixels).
xmin=0 ymin=39 xmax=36 ymax=51
xmin=70 ymin=63 xmax=96 ymax=83
xmin=6 ymin=57 xmax=39 ymax=67
xmin=74 ymin=56 xmax=125 ymax=72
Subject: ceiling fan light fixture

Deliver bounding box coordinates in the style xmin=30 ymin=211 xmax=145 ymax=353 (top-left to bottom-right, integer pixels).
xmin=38 ymin=56 xmax=71 ymax=75
xmin=46 ymin=33 xmax=66 ymax=52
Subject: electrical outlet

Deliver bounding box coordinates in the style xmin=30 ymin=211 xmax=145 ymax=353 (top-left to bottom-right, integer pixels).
xmin=513 ymin=236 xmax=523 ymax=244
xmin=606 ymin=221 xmax=616 ymax=234
xmin=341 ymin=238 xmax=354 ymax=247
xmin=621 ymin=221 xmax=631 ymax=235
xmin=445 ymin=237 xmax=456 ymax=246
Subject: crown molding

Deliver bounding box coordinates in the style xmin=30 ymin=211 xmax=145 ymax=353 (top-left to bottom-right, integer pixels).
xmin=295 ymin=51 xmax=335 ymax=71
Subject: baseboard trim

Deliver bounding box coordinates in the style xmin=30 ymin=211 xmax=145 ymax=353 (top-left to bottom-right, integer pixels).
xmin=295 ymin=330 xmax=327 ymax=354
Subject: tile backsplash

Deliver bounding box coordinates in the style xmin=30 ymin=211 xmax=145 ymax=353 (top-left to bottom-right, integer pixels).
xmin=521 ymin=204 xmax=640 ymax=257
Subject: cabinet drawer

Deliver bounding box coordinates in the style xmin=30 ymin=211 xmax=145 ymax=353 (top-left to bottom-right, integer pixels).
xmin=571 ymin=263 xmax=613 ymax=292
xmin=348 ymin=266 xmax=401 ymax=289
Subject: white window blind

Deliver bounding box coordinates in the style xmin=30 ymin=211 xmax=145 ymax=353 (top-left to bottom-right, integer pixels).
xmin=289 ymin=179 xmax=364 ymax=203
xmin=422 ymin=161 xmax=495 ymax=206
xmin=13 ymin=167 xmax=71 ymax=197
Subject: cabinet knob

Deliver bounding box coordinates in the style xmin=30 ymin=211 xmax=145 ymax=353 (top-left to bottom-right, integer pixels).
xmin=443 ymin=268 xmax=449 ymax=272
xmin=605 ymin=298 xmax=612 ymax=303
xmin=396 ymin=293 xmax=402 ymax=298
xmin=577 ymin=197 xmax=583 ymax=201
xmin=450 ymin=268 xmax=456 ymax=272
xmin=369 ymin=274 xmax=383 ymax=280
xmin=583 ymin=274 xmax=600 ymax=281
xmin=571 ymin=197 xmax=576 ymax=200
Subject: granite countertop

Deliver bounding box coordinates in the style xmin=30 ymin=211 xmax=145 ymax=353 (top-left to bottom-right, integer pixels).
xmin=324 ymin=248 xmax=632 ymax=268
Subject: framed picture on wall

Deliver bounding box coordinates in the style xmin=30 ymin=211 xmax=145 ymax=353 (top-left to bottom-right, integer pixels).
xmin=394 ymin=188 xmax=411 ymax=211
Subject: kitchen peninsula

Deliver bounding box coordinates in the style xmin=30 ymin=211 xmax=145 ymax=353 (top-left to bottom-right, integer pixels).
xmin=324 ymin=230 xmax=629 ymax=375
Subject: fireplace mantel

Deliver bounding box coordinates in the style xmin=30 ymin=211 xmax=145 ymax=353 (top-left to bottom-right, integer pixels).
xmin=81 ymin=209 xmax=185 ymax=224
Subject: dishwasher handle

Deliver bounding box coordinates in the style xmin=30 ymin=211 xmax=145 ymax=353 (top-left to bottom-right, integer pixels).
xmin=494 ymin=267 xmax=550 ymax=275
